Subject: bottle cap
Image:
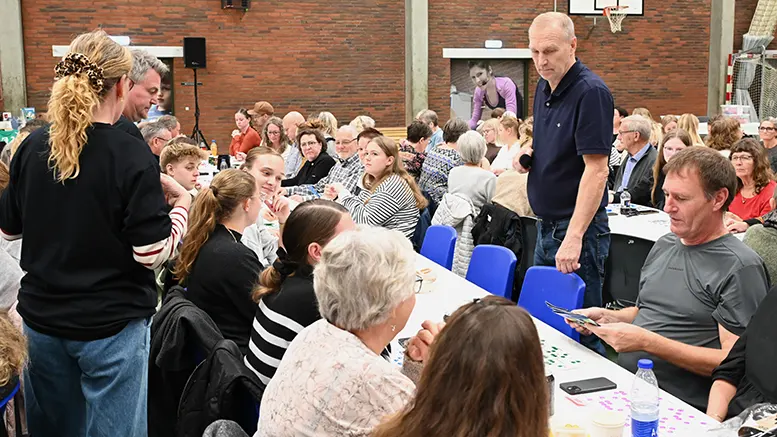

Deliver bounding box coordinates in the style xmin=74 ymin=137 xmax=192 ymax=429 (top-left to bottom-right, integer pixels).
xmin=637 ymin=359 xmax=653 ymax=370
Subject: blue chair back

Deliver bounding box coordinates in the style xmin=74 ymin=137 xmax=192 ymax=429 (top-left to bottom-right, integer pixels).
xmin=465 ymin=245 xmax=517 ymax=298
xmin=518 ymin=266 xmax=586 ymax=342
xmin=421 ymin=225 xmax=457 ymax=270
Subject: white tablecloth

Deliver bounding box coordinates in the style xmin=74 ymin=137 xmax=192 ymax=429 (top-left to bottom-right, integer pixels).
xmin=393 ymin=255 xmax=716 ymax=436
xmin=607 ymin=205 xmax=744 ymax=242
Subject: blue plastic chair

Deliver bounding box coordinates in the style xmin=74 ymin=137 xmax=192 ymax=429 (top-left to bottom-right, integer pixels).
xmin=465 ymin=245 xmax=517 ymax=299
xmin=420 ymin=225 xmax=457 ymax=270
xmin=518 ymin=266 xmax=586 ymax=342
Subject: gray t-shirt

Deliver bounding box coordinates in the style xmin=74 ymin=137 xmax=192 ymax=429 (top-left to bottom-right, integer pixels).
xmin=448 ymin=165 xmax=496 ymax=210
xmin=618 ymin=233 xmax=769 ymax=411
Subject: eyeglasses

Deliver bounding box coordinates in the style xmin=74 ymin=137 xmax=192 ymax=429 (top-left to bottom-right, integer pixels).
xmin=335 ymin=138 xmax=356 ymax=146
xmin=617 ymin=130 xmax=636 ymax=136
xmin=267 ymin=131 xmax=281 ymax=136
xmin=127 ymin=78 xmax=135 ymax=91
xmin=759 ymin=126 xmax=775 ymax=132
xmin=415 ymin=275 xmax=423 ymax=294
xmin=731 ymin=155 xmax=754 ymax=162
xmin=300 ymin=141 xmax=320 ymax=149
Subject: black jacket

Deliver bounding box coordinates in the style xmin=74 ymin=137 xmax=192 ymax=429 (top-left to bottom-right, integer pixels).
xmin=177 ymin=340 xmax=264 ymax=437
xmin=281 ymin=152 xmax=335 ymax=187
xmin=712 ymin=285 xmax=777 ymax=418
xmin=148 ymin=287 xmax=224 ymax=437
xmin=471 ymin=203 xmax=524 ymax=296
xmin=612 ymin=145 xmax=658 ymax=207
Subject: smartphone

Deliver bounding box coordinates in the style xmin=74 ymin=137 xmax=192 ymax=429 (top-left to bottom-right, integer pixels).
xmin=397 ymin=337 xmax=411 ymax=349
xmin=559 ymin=377 xmax=617 ymax=395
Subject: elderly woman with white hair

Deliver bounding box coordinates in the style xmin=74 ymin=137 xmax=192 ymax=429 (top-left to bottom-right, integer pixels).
xmin=433 ymin=131 xmax=496 ymax=276
xmin=256 ymin=226 xmax=419 ymax=437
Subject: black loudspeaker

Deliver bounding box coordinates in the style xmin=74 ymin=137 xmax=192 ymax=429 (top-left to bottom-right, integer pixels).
xmin=183 ymin=37 xmax=206 ymax=69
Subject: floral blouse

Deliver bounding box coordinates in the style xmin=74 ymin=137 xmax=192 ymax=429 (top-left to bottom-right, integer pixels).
xmin=255 ymin=319 xmax=415 ymax=437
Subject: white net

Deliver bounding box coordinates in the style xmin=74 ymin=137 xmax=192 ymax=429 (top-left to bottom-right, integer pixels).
xmin=604 ymin=7 xmax=628 ymax=33
xmin=731 ymin=54 xmax=777 ymax=121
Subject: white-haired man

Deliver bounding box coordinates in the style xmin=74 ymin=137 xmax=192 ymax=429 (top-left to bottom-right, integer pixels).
xmin=514 ymin=12 xmax=613 ymax=354
xmin=115 ymin=49 xmax=168 ymax=141
xmin=611 ymin=115 xmax=658 ymax=206
xmin=284 ymin=125 xmax=364 ymax=202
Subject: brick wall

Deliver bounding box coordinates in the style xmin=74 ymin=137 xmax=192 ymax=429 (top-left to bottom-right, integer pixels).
xmin=21 ymin=1 xmax=767 ymax=145
xmin=428 ymin=0 xmax=713 ymax=121
xmin=21 ymin=0 xmax=405 ymax=152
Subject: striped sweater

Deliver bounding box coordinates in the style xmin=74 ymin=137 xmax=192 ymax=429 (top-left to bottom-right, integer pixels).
xmin=338 ymin=174 xmax=420 ymax=239
xmin=244 ymin=266 xmax=318 ymax=387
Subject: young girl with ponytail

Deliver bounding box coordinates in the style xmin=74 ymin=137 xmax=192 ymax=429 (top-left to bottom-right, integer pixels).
xmin=174 ymin=169 xmax=264 ymax=354
xmin=243 ymin=199 xmax=354 ymax=387
xmin=0 ymin=30 xmax=190 ymax=435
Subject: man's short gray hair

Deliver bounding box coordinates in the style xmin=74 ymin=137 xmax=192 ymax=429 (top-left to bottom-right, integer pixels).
xmin=157 ymin=115 xmax=178 ymax=132
xmin=416 ymin=109 xmax=439 ymax=127
xmin=314 ymin=226 xmax=416 ymax=332
xmin=141 ymin=121 xmax=171 ymax=145
xmin=130 ymin=49 xmax=169 ymax=83
xmin=457 ymin=131 xmax=487 ymax=164
xmin=529 ymin=12 xmax=576 ymax=41
xmin=621 ymin=115 xmax=653 ymax=143
xmin=338 ymin=125 xmax=358 ymax=138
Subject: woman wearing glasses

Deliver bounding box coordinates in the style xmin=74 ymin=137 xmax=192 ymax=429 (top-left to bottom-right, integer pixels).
xmin=758 ymin=117 xmax=777 ymax=173
xmin=725 ymin=138 xmax=777 ymax=233
xmin=281 ymin=126 xmax=336 ymax=187
xmin=260 ymin=116 xmax=291 ymax=158
xmin=478 ymin=118 xmax=501 ymax=164
xmin=651 ymin=129 xmax=693 ymax=210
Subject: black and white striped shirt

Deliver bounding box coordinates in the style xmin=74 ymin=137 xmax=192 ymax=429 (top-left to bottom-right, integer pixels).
xmin=244 ymin=266 xmax=319 ymax=387
xmin=338 ymin=174 xmax=419 ymax=239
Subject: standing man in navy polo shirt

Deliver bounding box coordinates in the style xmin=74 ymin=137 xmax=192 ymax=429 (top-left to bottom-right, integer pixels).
xmin=514 ymin=12 xmax=613 ymax=354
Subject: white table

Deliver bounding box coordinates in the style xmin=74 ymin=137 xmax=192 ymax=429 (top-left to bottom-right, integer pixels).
xmin=394 ymin=255 xmax=716 ymax=436
xmin=607 ymin=205 xmax=744 ymax=242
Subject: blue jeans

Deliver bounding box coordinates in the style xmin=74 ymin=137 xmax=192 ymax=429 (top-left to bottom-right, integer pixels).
xmin=23 ymin=318 xmax=150 ymax=437
xmin=534 ymin=208 xmax=610 ymax=355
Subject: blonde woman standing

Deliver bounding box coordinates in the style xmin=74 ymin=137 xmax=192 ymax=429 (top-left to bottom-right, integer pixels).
xmin=0 ymin=30 xmax=190 ymax=435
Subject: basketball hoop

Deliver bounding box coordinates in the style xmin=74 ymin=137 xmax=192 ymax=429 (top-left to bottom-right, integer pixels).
xmin=603 ymin=6 xmax=629 ymax=33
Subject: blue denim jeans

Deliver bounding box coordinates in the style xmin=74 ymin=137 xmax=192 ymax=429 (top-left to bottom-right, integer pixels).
xmin=23 ymin=318 xmax=150 ymax=437
xmin=534 ymin=208 xmax=610 ymax=355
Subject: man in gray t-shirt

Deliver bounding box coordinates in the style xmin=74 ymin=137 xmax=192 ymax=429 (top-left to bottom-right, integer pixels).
xmin=571 ymin=147 xmax=770 ymax=413
xmin=618 ymin=233 xmax=767 ymax=410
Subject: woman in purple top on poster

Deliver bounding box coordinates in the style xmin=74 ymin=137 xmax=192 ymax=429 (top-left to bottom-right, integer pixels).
xmin=468 ymin=60 xmax=523 ymax=129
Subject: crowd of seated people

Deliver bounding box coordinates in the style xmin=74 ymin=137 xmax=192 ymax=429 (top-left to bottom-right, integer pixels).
xmin=4 ymin=20 xmax=777 ymax=437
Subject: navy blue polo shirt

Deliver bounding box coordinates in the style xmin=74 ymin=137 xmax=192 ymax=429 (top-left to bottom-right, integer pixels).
xmin=528 ymin=59 xmax=613 ymax=220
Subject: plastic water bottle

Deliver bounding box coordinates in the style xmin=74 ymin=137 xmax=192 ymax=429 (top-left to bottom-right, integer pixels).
xmin=210 ymin=140 xmax=218 ymax=157
xmin=621 ymin=189 xmax=632 ymax=208
xmin=630 ymin=359 xmax=660 ymax=437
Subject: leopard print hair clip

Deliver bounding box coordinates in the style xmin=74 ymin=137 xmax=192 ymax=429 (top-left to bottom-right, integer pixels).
xmin=54 ymin=52 xmax=105 ymax=94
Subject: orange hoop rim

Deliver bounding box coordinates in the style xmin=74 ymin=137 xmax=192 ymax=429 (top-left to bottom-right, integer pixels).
xmin=603 ymin=5 xmax=629 ymax=16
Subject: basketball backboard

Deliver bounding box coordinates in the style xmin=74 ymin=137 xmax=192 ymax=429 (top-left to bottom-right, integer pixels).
xmin=568 ymin=0 xmax=644 ymax=15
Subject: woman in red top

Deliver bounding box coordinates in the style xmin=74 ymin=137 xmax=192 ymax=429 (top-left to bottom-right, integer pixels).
xmin=726 ymin=138 xmax=777 ymax=233
xmin=229 ymin=108 xmax=262 ymax=156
